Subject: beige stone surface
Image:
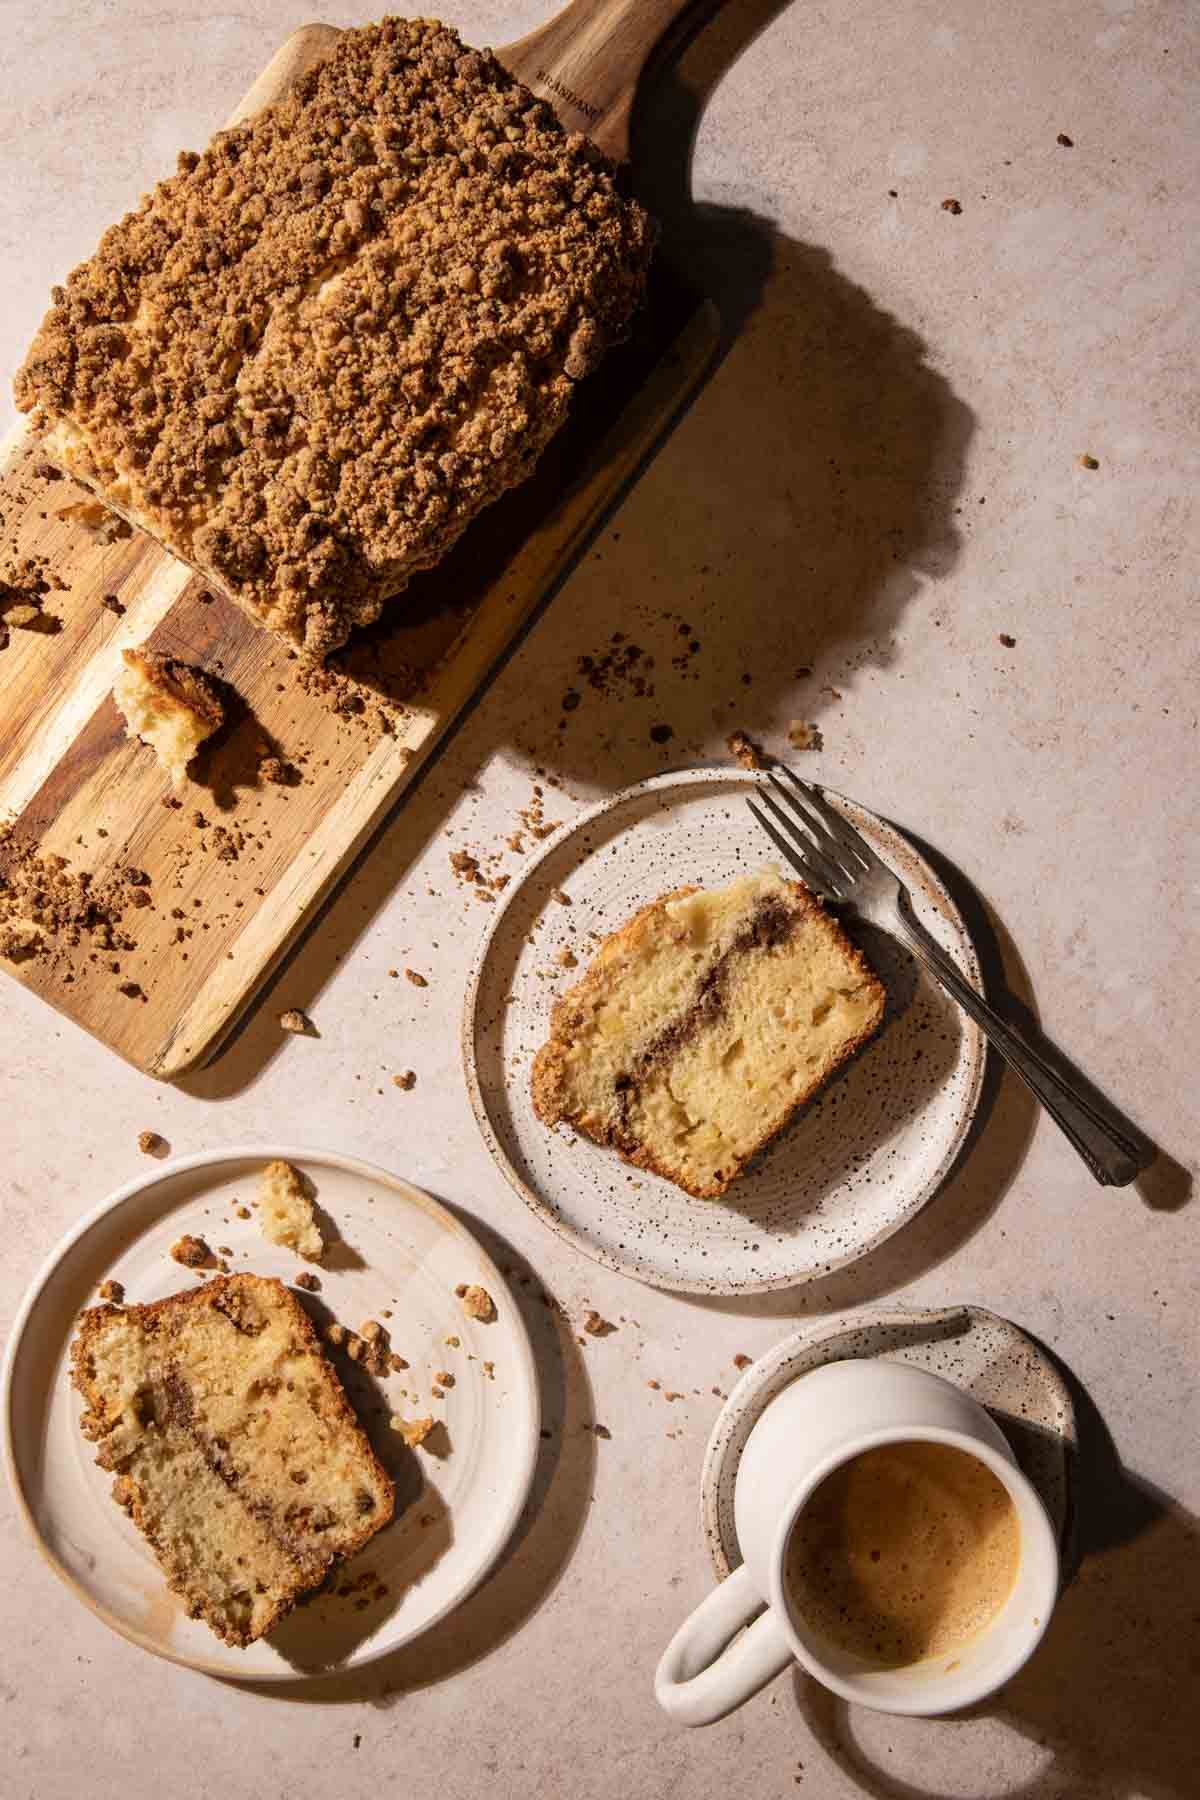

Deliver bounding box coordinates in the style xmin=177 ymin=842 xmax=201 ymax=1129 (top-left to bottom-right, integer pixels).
xmin=2 ymin=3 xmax=1197 ymax=1797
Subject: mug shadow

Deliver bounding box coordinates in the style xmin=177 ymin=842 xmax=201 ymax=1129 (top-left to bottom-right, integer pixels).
xmin=225 ymin=1213 xmax=597 ymax=1700
xmin=178 ymin=0 xmax=975 ymax=1102
xmin=792 ymin=1351 xmax=1198 ymax=1799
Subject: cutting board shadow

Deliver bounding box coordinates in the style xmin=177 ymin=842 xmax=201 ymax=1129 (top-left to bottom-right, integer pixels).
xmin=0 ymin=19 xmax=720 ymax=1079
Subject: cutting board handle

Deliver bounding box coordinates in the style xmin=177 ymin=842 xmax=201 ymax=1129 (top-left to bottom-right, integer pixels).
xmin=499 ymin=0 xmax=710 ymax=161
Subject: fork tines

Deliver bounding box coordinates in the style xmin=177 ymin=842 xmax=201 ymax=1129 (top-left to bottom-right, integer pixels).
xmin=745 ymin=767 xmax=871 ymax=902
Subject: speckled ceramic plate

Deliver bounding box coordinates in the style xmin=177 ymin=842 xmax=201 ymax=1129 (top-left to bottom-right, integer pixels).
xmin=1 ymin=1147 xmax=539 ymax=1681
xmin=464 ymin=769 xmax=986 ymax=1294
xmin=701 ymin=1306 xmax=1076 ymax=1579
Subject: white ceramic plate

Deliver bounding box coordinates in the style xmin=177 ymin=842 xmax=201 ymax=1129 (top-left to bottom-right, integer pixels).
xmin=1 ymin=1146 xmax=539 ymax=1680
xmin=465 ymin=768 xmax=986 ymax=1294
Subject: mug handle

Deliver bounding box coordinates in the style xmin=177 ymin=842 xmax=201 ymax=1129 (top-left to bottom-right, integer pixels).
xmin=654 ymin=1566 xmax=794 ymax=1726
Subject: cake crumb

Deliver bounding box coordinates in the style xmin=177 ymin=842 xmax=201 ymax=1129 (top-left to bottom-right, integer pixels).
xmin=278 ymin=1008 xmax=315 ymax=1035
xmin=647 ymin=1379 xmax=661 ymax=1390
xmin=1057 ymin=132 xmax=1074 ymax=147
xmin=457 ymin=1283 xmax=496 ymax=1322
xmin=325 ymin=1323 xmax=348 ymax=1347
xmin=391 ymin=1415 xmax=435 ymax=1449
xmin=583 ymin=1309 xmax=616 ymax=1337
xmin=392 ymin=1070 xmax=416 ymax=1090
xmin=733 ymin=1353 xmax=753 ymax=1370
xmin=592 ymin=1423 xmax=612 ymax=1439
xmin=726 ymin=729 xmax=767 ymax=770
xmin=1079 ymin=453 xmax=1100 ymax=470
xmin=388 ymin=1353 xmax=410 ymax=1372
xmin=98 ymin=1279 xmax=125 ymax=1304
xmin=999 ymin=633 xmax=1017 ymax=648
xmin=257 ymin=1159 xmax=324 ymax=1261
xmin=404 ymin=968 xmax=428 ymax=988
xmin=941 ymin=197 xmax=963 ymax=214
xmin=445 ymin=1335 xmax=460 ymax=1349
xmin=294 ymin=1271 xmax=321 ymax=1292
xmin=170 ymin=1234 xmax=214 ymax=1269
xmin=556 ymin=947 xmax=578 ymax=969
xmin=787 ymin=720 xmax=822 ymax=752
xmin=433 ymin=1370 xmax=455 ymax=1388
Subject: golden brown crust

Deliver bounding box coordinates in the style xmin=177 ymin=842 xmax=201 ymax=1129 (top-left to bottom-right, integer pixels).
xmin=17 ymin=17 xmax=654 ymax=658
xmin=531 ymin=884 xmax=699 ymax=1127
xmin=532 ymin=878 xmax=886 ymax=1200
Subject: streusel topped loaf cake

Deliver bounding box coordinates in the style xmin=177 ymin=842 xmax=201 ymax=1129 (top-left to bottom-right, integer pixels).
xmin=532 ymin=869 xmax=886 ymax=1199
xmin=71 ymin=1274 xmax=394 ymax=1646
xmin=16 ymin=17 xmax=654 ymax=657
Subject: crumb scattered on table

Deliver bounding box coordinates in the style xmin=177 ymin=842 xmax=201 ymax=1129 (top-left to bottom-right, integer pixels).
xmin=98 ymin=1279 xmax=125 ymax=1304
xmin=727 ymin=729 xmax=767 ymax=770
xmin=1079 ymin=453 xmax=1100 ymax=470
xmin=294 ymin=1271 xmax=321 ymax=1291
xmin=138 ymin=1131 xmax=168 ymax=1158
xmin=404 ymin=968 xmax=428 ymax=988
xmin=583 ymin=1309 xmax=616 ymax=1337
xmin=941 ymin=197 xmax=963 ymax=214
xmin=733 ymin=1353 xmax=753 ymax=1370
xmin=279 ymin=1008 xmax=315 ymax=1035
xmin=787 ymin=720 xmax=822 ymax=752
xmin=392 ymin=1070 xmax=416 ymax=1090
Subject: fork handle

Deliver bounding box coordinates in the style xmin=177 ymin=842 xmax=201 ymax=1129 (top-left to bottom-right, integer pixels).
xmin=896 ymin=898 xmax=1148 ymax=1187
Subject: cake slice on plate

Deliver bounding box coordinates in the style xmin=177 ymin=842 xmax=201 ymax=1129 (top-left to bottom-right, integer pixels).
xmin=532 ymin=868 xmax=886 ymax=1200
xmin=70 ymin=1273 xmax=394 ymax=1646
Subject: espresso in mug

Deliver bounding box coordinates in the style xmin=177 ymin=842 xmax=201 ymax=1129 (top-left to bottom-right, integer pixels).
xmin=784 ymin=1440 xmax=1021 ymax=1667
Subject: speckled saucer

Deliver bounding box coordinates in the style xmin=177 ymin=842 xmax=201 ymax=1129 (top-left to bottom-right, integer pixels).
xmin=464 ymin=768 xmax=986 ymax=1294
xmin=701 ymin=1305 xmax=1076 ymax=1578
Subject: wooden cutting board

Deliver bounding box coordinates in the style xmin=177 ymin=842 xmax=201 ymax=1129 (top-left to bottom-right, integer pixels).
xmin=0 ymin=7 xmax=718 ymax=1078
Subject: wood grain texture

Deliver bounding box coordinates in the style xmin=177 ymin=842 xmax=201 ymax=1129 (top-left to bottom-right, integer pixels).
xmin=499 ymin=0 xmax=704 ymax=160
xmin=0 ymin=19 xmax=718 ymax=1078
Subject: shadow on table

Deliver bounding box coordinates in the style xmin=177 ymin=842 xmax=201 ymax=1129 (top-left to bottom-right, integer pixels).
xmin=177 ymin=0 xmax=976 ymax=1104
xmin=228 ymin=1213 xmax=597 ymax=1701
xmin=793 ymin=1348 xmax=1198 ymax=1799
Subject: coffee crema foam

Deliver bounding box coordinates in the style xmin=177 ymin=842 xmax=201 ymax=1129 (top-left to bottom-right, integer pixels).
xmin=784 ymin=1441 xmax=1021 ymax=1667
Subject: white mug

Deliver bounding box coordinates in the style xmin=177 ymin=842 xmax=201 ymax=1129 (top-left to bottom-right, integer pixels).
xmin=655 ymin=1359 xmax=1060 ymax=1723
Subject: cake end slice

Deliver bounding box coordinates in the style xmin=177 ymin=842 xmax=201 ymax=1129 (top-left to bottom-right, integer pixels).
xmin=70 ymin=1273 xmax=394 ymax=1646
xmin=532 ymin=868 xmax=886 ymax=1199
xmin=113 ymin=647 xmax=224 ymax=788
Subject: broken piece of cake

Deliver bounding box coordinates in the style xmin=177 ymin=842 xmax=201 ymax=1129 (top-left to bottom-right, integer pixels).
xmin=70 ymin=1274 xmax=394 ymax=1646
xmin=257 ymin=1159 xmax=324 ymax=1261
xmin=113 ymin=647 xmax=223 ymax=787
xmin=16 ymin=18 xmax=654 ymax=658
xmin=532 ymin=868 xmax=886 ymax=1199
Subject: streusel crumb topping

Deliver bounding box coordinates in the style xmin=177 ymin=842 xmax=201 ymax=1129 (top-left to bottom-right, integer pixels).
xmin=16 ymin=17 xmax=654 ymax=656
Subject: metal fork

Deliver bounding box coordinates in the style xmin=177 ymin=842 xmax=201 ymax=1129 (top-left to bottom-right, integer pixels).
xmin=747 ymin=766 xmax=1149 ymax=1186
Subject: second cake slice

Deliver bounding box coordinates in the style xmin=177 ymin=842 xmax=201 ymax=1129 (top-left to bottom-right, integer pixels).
xmin=532 ymin=868 xmax=886 ymax=1199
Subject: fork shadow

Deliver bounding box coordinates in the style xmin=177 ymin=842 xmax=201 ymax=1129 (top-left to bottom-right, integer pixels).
xmin=224 ymin=1212 xmax=597 ymax=1700
xmin=792 ymin=1348 xmax=1199 ymax=1799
